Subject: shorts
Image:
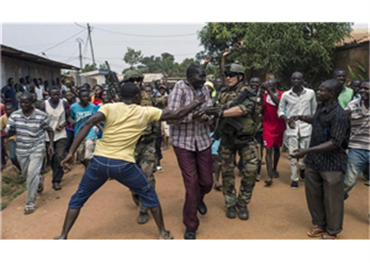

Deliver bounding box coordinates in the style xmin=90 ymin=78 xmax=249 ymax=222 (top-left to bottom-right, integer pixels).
xmin=76 ymin=138 xmax=95 ymax=162
xmin=263 ymin=133 xmax=284 ymax=148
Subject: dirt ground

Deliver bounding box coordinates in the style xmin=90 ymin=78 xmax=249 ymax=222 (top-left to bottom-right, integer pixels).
xmin=1 ymin=146 xmax=369 ymax=240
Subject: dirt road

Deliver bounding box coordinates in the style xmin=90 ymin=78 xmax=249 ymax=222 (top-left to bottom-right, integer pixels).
xmin=1 ymin=147 xmax=369 ymax=240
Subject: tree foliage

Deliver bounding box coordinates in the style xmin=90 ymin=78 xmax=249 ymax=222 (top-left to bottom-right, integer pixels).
xmin=81 ymin=63 xmax=97 ymax=73
xmin=122 ymin=52 xmax=201 ymax=78
xmin=123 ymin=47 xmax=143 ymax=69
xmin=197 ymin=22 xmax=353 ymax=87
xmin=98 ymin=63 xmax=108 ymax=71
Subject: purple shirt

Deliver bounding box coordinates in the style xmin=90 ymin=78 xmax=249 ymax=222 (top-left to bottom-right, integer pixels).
xmin=168 ymin=79 xmax=213 ymax=152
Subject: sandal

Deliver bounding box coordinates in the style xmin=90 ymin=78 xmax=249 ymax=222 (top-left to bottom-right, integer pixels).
xmin=307 ymin=227 xmax=325 ymax=237
xmin=159 ymin=231 xmax=173 ymax=240
xmin=321 ymin=234 xmax=337 ymax=240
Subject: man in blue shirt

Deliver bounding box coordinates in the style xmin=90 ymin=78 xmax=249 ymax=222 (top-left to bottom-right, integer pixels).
xmin=1 ymin=78 xmax=17 ymax=109
xmin=70 ymin=87 xmax=97 ymax=168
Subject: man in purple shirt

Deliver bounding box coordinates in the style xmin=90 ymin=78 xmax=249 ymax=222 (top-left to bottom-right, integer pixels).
xmin=168 ymin=64 xmax=214 ymax=239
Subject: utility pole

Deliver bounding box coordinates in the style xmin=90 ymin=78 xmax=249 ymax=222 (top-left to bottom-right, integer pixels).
xmin=87 ymin=23 xmax=96 ymax=66
xmin=77 ymin=38 xmax=83 ymax=70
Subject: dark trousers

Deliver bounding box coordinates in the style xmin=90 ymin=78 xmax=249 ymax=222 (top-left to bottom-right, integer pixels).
xmin=155 ymin=123 xmax=163 ymax=162
xmin=65 ymin=130 xmax=74 ymax=153
xmin=46 ymin=139 xmax=67 ymax=184
xmin=1 ymin=137 xmax=7 ymax=167
xmin=305 ymin=167 xmax=344 ymax=235
xmin=255 ymin=131 xmax=263 ymax=175
xmin=173 ymin=145 xmax=213 ymax=232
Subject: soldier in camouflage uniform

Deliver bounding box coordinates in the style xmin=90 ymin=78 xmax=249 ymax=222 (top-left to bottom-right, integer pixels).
xmin=123 ymin=70 xmax=160 ymax=224
xmin=206 ymin=63 xmax=262 ymax=220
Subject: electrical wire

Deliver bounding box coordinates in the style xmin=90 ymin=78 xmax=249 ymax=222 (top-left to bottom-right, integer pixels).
xmin=39 ymin=28 xmax=86 ymax=54
xmin=93 ymin=26 xmax=197 ymax=38
xmin=66 ymin=46 xmax=79 ymax=64
xmin=74 ymin=23 xmax=87 ymax=29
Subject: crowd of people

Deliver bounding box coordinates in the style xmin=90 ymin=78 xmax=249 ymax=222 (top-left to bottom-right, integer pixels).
xmin=1 ymin=51 xmax=369 ymax=240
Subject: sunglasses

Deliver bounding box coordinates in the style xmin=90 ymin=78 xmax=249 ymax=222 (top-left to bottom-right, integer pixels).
xmin=129 ymin=77 xmax=143 ymax=82
xmin=225 ymin=73 xmax=238 ymax=78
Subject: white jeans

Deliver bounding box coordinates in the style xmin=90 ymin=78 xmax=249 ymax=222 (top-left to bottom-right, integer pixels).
xmin=288 ymin=135 xmax=311 ymax=182
xmin=17 ymin=148 xmax=45 ymax=209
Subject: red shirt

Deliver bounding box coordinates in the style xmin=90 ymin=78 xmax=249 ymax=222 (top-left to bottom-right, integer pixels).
xmin=262 ymin=90 xmax=286 ymax=137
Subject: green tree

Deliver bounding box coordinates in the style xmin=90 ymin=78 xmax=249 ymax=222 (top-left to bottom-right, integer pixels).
xmin=123 ymin=47 xmax=143 ymax=69
xmin=98 ymin=63 xmax=108 ymax=71
xmin=197 ymin=22 xmax=353 ymax=87
xmin=121 ymin=50 xmax=202 ymax=77
xmin=81 ymin=63 xmax=97 ymax=73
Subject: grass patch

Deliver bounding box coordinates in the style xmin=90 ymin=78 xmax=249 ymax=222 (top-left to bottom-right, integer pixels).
xmin=1 ymin=171 xmax=27 ymax=211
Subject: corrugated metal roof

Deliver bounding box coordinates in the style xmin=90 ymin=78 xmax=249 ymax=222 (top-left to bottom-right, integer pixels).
xmin=1 ymin=44 xmax=79 ymax=70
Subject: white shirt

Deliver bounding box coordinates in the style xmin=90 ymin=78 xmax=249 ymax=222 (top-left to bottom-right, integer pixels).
xmin=278 ymin=87 xmax=317 ymax=137
xmin=34 ymin=85 xmax=44 ymax=100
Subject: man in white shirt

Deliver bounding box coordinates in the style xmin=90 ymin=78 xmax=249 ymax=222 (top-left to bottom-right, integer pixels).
xmin=278 ymin=72 xmax=317 ymax=189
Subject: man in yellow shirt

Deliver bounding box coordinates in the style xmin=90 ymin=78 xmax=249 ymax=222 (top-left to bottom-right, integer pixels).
xmin=55 ymin=82 xmax=207 ymax=240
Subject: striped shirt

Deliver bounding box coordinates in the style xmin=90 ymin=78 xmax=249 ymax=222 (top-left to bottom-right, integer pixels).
xmin=5 ymin=108 xmax=51 ymax=156
xmin=305 ymin=102 xmax=351 ymax=173
xmin=346 ymin=98 xmax=370 ymax=150
xmin=168 ymin=79 xmax=213 ymax=151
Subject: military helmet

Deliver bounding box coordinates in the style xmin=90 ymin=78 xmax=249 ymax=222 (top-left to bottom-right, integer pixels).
xmin=123 ymin=69 xmax=144 ymax=82
xmin=224 ymin=63 xmax=245 ymax=75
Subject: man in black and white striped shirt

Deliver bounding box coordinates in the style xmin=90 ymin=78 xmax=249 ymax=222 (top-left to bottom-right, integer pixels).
xmin=344 ymin=79 xmax=370 ymax=195
xmin=5 ymin=91 xmax=55 ymax=214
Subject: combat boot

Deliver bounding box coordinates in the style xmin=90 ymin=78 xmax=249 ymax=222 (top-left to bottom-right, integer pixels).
xmin=137 ymin=212 xmax=149 ymax=224
xmin=236 ymin=204 xmax=249 ymax=220
xmin=226 ymin=206 xmax=236 ymax=219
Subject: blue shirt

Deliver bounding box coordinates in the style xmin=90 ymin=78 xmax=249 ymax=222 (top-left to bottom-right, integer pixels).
xmin=70 ymin=102 xmax=97 ymax=140
xmin=1 ymin=86 xmax=17 ymax=109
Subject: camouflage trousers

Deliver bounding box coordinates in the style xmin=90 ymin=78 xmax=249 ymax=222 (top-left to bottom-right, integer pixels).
xmin=219 ymin=137 xmax=258 ymax=208
xmin=131 ymin=140 xmax=157 ymax=213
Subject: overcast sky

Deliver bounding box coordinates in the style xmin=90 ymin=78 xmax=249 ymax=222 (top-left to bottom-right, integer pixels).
xmin=1 ymin=23 xmax=206 ymax=73
xmin=1 ymin=0 xmax=368 ymax=75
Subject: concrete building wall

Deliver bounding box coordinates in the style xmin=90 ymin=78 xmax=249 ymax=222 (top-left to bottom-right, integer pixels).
xmin=1 ymin=56 xmax=60 ymax=86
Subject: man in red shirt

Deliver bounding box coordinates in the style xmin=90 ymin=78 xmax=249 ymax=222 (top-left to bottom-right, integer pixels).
xmin=260 ymin=79 xmax=286 ymax=186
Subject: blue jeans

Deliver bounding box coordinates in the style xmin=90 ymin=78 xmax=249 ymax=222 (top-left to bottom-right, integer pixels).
xmin=69 ymin=156 xmax=160 ymax=209
xmin=344 ymin=148 xmax=370 ymax=193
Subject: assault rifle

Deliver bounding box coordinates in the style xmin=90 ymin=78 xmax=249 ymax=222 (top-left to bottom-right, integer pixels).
xmin=105 ymin=61 xmax=120 ymax=102
xmin=213 ymin=88 xmax=255 ymax=140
